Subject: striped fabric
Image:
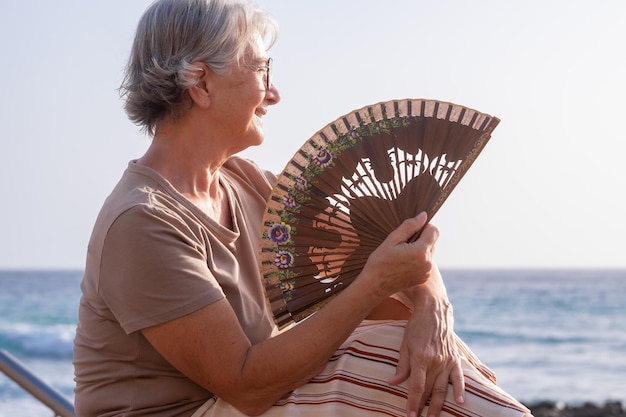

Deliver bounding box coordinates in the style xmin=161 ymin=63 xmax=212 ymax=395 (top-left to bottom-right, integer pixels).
xmin=193 ymin=320 xmax=532 ymax=417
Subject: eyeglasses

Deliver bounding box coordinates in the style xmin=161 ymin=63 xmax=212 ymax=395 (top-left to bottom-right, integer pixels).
xmin=240 ymin=57 xmax=272 ymax=90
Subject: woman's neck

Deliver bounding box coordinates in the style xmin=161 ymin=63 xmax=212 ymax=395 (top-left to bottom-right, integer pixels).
xmin=137 ymin=121 xmax=233 ymax=226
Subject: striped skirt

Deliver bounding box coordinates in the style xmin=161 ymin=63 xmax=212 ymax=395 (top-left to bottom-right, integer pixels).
xmin=193 ymin=320 xmax=532 ymax=417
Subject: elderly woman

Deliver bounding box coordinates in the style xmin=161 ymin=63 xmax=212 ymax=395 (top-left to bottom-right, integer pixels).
xmin=73 ymin=1 xmax=532 ymax=416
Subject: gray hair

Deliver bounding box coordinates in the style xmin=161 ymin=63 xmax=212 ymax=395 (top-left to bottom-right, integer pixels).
xmin=120 ymin=0 xmax=278 ymax=135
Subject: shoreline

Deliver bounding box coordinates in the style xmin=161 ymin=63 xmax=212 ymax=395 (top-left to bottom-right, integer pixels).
xmin=525 ymin=401 xmax=625 ymax=417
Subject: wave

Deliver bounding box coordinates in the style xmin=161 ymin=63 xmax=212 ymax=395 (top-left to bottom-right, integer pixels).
xmin=457 ymin=327 xmax=605 ymax=346
xmin=0 ymin=321 xmax=75 ymax=359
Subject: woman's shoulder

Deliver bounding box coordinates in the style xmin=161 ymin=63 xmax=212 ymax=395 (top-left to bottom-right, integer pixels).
xmin=223 ymin=156 xmax=277 ymax=190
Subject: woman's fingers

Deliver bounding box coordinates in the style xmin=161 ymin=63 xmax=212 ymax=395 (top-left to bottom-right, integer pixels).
xmin=424 ymin=370 xmax=450 ymax=417
xmin=450 ymin=358 xmax=465 ymax=405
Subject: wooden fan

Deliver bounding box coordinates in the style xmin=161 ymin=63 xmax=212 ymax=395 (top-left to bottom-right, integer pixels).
xmin=260 ymin=98 xmax=500 ymax=328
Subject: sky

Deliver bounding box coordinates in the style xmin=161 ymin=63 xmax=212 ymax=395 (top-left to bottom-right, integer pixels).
xmin=0 ymin=0 xmax=624 ymax=270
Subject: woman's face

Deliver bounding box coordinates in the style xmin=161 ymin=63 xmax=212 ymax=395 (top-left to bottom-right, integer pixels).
xmin=210 ymin=40 xmax=281 ymax=151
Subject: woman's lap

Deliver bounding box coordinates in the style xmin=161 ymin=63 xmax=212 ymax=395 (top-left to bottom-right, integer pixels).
xmin=193 ymin=320 xmax=532 ymax=417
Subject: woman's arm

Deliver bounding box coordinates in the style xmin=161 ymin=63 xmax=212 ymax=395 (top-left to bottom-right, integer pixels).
xmin=142 ymin=214 xmax=438 ymax=416
xmin=389 ymin=265 xmax=464 ymax=417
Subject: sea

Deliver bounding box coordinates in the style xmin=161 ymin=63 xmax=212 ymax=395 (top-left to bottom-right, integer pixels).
xmin=1 ymin=269 xmax=625 ymax=416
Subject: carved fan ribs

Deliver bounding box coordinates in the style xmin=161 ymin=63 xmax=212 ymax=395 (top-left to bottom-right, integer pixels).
xmin=260 ymin=98 xmax=500 ymax=328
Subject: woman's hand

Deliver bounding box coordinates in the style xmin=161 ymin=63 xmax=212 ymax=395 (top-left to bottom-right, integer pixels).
xmin=360 ymin=212 xmax=440 ymax=297
xmin=388 ymin=266 xmax=464 ymax=417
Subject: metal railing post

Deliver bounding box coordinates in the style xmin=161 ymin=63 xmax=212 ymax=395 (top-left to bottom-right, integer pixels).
xmin=0 ymin=349 xmax=76 ymax=417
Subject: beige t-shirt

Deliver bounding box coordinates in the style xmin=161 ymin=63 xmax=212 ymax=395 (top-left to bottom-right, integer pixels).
xmin=73 ymin=157 xmax=278 ymax=417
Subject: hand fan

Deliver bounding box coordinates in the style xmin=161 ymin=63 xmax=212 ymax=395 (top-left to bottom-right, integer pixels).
xmin=260 ymin=98 xmax=499 ymax=328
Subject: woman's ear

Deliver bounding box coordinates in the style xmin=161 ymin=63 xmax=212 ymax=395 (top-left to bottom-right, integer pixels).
xmin=187 ymin=62 xmax=211 ymax=109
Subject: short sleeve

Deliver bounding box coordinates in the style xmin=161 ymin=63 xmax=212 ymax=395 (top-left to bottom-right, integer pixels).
xmin=99 ymin=203 xmax=224 ymax=334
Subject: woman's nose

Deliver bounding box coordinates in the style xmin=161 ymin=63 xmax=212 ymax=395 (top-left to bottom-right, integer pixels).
xmin=266 ymin=83 xmax=281 ymax=105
